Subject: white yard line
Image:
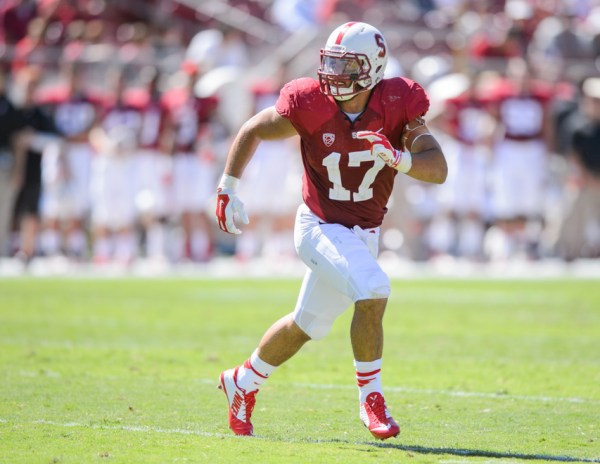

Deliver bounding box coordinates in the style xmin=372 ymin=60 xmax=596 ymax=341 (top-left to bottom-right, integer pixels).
xmin=31 ymin=419 xmax=229 ymax=438
xmin=1 ymin=418 xmax=598 ymax=463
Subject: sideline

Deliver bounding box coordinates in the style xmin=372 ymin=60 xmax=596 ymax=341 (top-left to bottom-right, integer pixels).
xmin=1 ymin=255 xmax=600 ymax=279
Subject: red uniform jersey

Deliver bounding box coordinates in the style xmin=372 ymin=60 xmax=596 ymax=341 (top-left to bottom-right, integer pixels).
xmin=100 ymin=100 xmax=143 ymax=134
xmin=117 ymin=88 xmax=167 ymax=150
xmin=488 ymin=79 xmax=552 ymax=141
xmin=276 ymin=77 xmax=429 ymax=229
xmin=162 ymin=88 xmax=219 ymax=153
xmin=39 ymin=87 xmax=105 ymax=142
xmin=445 ymin=94 xmax=492 ymax=145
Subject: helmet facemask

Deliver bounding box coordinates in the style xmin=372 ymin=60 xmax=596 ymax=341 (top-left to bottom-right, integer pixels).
xmin=318 ymin=46 xmax=373 ymax=101
xmin=318 ymin=22 xmax=388 ymax=102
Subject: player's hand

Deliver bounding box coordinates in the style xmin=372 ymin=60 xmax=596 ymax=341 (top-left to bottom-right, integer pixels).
xmin=216 ymin=188 xmax=249 ymax=234
xmin=355 ymin=130 xmax=404 ymax=170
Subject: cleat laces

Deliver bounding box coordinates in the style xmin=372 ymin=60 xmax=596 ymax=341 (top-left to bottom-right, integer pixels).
xmin=230 ymin=386 xmax=257 ymax=423
xmin=239 ymin=390 xmax=257 ymax=423
xmin=367 ymin=393 xmax=388 ymax=424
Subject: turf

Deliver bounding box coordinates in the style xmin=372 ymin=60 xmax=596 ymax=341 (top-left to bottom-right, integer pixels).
xmin=0 ymin=277 xmax=599 ymax=463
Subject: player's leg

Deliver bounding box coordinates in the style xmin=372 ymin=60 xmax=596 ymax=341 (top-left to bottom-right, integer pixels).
xmin=351 ymin=298 xmax=386 ymax=361
xmin=299 ymin=205 xmax=399 ymax=438
xmin=218 ymin=204 xmax=351 ymax=436
xmin=13 ymin=184 xmax=42 ymax=262
xmin=295 ymin=205 xmax=399 ymax=439
xmin=351 ymin=297 xmax=400 ymax=440
xmin=65 ymin=143 xmax=92 ymax=259
xmin=301 ymin=215 xmax=399 ymax=440
xmin=217 ymin=264 xmax=318 ymax=436
xmin=39 ymin=146 xmax=64 ymax=257
xmin=219 ymin=204 xmax=396 ymax=438
xmin=454 ymin=144 xmax=488 ymax=259
xmin=256 ymin=313 xmax=311 ymax=366
xmin=519 ymin=140 xmax=547 ymax=259
xmin=218 ymin=310 xmax=311 ymax=435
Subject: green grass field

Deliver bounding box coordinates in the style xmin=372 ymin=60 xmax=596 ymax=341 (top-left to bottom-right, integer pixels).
xmin=1 ymin=277 xmax=599 ymax=463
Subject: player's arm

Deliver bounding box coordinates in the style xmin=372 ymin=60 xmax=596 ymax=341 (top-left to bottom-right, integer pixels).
xmin=356 ymin=117 xmax=448 ymax=184
xmin=223 ymin=106 xmax=297 ymax=178
xmin=216 ymin=106 xmax=297 ymax=234
xmin=401 ymin=117 xmax=448 ymax=184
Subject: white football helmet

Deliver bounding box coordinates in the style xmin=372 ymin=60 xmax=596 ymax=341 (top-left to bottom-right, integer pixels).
xmin=318 ymin=22 xmax=388 ymax=101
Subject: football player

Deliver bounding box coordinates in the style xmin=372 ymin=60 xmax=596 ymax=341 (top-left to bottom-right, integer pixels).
xmin=162 ymin=66 xmax=218 ymax=262
xmin=89 ymin=70 xmax=142 ymax=265
xmin=39 ymin=62 xmax=104 ymax=259
xmin=215 ymin=22 xmax=447 ymax=439
xmin=486 ymin=58 xmax=553 ymax=259
xmin=429 ymin=71 xmax=495 ymax=259
xmin=130 ymin=68 xmax=171 ymax=263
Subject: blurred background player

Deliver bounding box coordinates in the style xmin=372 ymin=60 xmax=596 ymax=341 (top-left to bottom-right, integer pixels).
xmin=0 ymin=0 xmax=599 ymax=270
xmin=428 ymin=71 xmax=495 ymax=260
xmin=39 ymin=62 xmax=102 ymax=260
xmin=162 ymin=65 xmax=218 ymax=263
xmin=11 ymin=66 xmax=62 ymax=263
xmin=131 ymin=67 xmax=171 ymax=264
xmin=555 ymin=76 xmax=600 ymax=260
xmin=88 ymin=69 xmax=141 ymax=265
xmin=486 ymin=57 xmax=553 ymax=260
xmin=0 ymin=67 xmax=28 ymax=257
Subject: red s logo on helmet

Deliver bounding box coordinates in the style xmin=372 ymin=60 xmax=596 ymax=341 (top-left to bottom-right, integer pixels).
xmin=375 ymin=34 xmax=386 ymax=58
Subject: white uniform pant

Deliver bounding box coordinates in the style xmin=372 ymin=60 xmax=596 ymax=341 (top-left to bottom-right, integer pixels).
xmin=490 ymin=139 xmax=546 ymax=220
xmin=437 ymin=141 xmax=489 ymax=216
xmin=41 ymin=142 xmax=92 ymax=221
xmin=172 ymin=153 xmax=215 ymax=215
xmin=90 ymin=153 xmax=136 ymax=230
xmin=292 ymin=204 xmax=390 ymax=340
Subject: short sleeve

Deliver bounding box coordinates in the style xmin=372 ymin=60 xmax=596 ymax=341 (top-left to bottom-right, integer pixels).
xmin=275 ymin=80 xmax=297 ymax=119
xmin=405 ymin=81 xmax=430 ymax=121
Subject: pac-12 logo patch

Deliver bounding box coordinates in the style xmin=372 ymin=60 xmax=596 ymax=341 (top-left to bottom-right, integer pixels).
xmin=323 ymin=133 xmax=335 ymax=147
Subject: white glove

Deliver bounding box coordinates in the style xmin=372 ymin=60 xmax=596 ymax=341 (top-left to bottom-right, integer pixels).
xmin=355 ymin=130 xmax=412 ymax=173
xmin=216 ymin=174 xmax=249 ymax=235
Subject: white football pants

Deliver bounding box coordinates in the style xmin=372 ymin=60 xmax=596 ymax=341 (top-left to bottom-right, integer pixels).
xmin=292 ymin=203 xmax=390 ymax=340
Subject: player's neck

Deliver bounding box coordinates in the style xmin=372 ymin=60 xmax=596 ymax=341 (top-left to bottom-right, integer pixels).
xmin=336 ymin=90 xmax=371 ymax=114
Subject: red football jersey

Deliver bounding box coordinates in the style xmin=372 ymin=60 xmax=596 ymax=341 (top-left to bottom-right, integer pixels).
xmin=121 ymin=88 xmax=167 ymax=150
xmin=488 ymin=79 xmax=552 ymax=141
xmin=39 ymin=87 xmax=105 ymax=142
xmin=445 ymin=94 xmax=492 ymax=145
xmin=100 ymin=101 xmax=143 ymax=135
xmin=138 ymin=99 xmax=166 ymax=150
xmin=276 ymin=77 xmax=429 ymax=228
xmin=162 ymin=88 xmax=219 ymax=153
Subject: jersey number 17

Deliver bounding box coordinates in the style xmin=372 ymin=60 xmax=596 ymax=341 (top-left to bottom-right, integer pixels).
xmin=322 ymin=150 xmax=385 ymax=202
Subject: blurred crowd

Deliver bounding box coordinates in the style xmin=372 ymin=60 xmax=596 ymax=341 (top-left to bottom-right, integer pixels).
xmin=0 ymin=0 xmax=599 ymax=270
